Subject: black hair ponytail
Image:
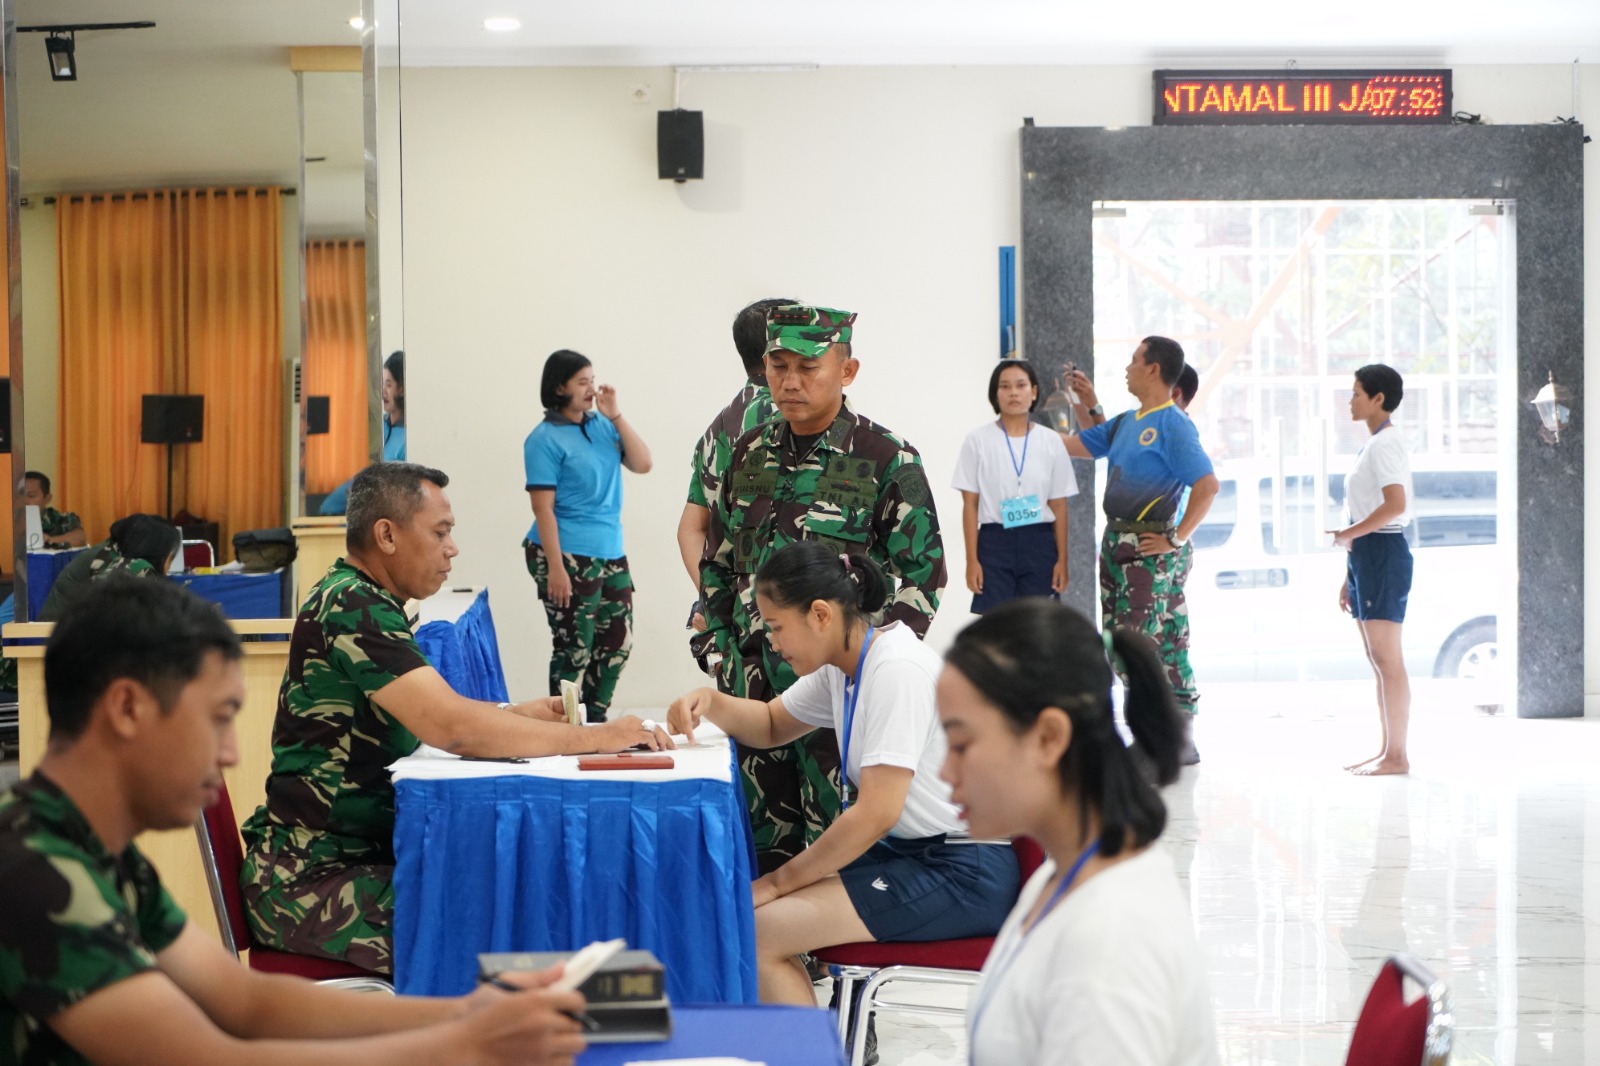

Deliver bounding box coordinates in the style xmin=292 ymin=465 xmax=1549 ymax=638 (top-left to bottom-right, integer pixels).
xmin=944 ymin=600 xmax=1186 ymax=857
xmin=754 ymin=541 xmax=888 ymax=626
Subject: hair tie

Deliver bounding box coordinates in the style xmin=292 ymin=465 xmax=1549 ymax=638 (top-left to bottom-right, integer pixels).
xmin=839 ymin=554 xmax=852 ymax=571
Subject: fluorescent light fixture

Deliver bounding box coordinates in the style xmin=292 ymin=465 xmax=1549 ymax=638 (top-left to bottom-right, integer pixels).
xmin=349 ymin=15 xmax=364 ymax=30
xmin=45 ymin=33 xmax=75 ymax=81
xmin=483 ymin=16 xmax=521 ymax=32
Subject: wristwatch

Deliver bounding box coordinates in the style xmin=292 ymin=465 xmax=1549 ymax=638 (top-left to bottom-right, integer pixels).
xmin=496 ymin=702 xmax=513 ymax=711
xmin=1168 ymin=532 xmax=1188 ymax=548
xmin=1088 ymin=404 xmax=1104 ymax=418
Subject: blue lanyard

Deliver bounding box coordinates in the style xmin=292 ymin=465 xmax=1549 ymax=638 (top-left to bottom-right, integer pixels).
xmin=968 ymin=838 xmax=1101 ymax=1047
xmin=838 ymin=627 xmax=876 ymax=812
xmin=999 ymin=423 xmax=1030 ymax=486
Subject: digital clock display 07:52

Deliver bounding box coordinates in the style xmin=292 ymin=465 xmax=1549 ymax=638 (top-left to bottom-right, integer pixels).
xmin=1154 ymin=69 xmax=1452 ymax=126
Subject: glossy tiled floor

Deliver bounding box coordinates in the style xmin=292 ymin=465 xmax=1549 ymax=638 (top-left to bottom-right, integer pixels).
xmin=853 ymin=681 xmax=1600 ymax=1065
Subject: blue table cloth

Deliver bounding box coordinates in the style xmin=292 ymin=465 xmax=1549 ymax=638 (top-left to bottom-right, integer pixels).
xmin=172 ymin=571 xmax=286 ymax=619
xmin=25 ymin=549 xmax=85 ymax=618
xmin=392 ymin=770 xmax=758 ymax=1005
xmin=577 ymin=1005 xmax=846 ymax=1066
xmin=415 ymin=589 xmax=510 ymax=702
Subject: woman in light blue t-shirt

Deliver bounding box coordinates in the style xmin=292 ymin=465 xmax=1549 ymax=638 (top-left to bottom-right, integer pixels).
xmin=523 ymin=349 xmax=653 ymax=722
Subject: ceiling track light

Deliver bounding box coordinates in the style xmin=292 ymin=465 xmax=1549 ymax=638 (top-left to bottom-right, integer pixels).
xmin=18 ymin=20 xmax=157 ymax=83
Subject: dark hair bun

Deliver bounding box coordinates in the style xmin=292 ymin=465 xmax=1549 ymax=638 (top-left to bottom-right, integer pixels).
xmin=845 ymin=553 xmax=889 ymax=613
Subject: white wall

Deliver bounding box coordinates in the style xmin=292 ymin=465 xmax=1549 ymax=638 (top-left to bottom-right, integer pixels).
xmin=396 ymin=63 xmax=1600 ymax=711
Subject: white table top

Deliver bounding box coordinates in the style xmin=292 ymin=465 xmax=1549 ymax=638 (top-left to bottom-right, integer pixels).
xmin=389 ymin=722 xmax=733 ymax=784
xmin=414 ymin=586 xmax=486 ymax=627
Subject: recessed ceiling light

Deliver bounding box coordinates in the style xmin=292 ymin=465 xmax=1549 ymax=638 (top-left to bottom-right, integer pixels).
xmin=348 ymin=15 xmax=364 ymax=30
xmin=483 ymin=17 xmax=521 ymax=32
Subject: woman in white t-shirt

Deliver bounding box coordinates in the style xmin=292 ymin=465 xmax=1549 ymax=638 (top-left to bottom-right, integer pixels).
xmin=667 ymin=541 xmax=1020 ymax=1005
xmin=937 ymin=600 xmax=1218 ymax=1066
xmin=1330 ymin=364 xmax=1415 ymax=776
xmin=952 ymin=359 xmax=1077 ymax=612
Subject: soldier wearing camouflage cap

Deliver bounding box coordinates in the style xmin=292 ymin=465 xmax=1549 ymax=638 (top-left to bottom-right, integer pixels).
xmin=241 ymin=462 xmax=671 ymax=974
xmin=693 ymin=304 xmax=947 ymax=872
xmin=0 ymin=576 xmax=591 ymax=1066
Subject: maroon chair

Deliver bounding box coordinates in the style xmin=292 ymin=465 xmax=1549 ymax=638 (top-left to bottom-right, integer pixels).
xmin=1345 ymin=954 xmax=1453 ymax=1066
xmin=195 ymin=780 xmax=392 ymax=991
xmin=812 ymin=836 xmax=1045 ymax=1066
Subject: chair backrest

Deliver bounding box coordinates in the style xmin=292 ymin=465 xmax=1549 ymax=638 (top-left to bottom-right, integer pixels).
xmin=1345 ymin=955 xmax=1453 ymax=1066
xmin=194 ymin=779 xmax=253 ymax=957
xmin=1012 ymin=835 xmax=1046 ymax=884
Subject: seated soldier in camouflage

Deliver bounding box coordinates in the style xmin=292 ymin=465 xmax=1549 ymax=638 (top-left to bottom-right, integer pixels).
xmin=241 ymin=461 xmax=671 ymax=974
xmin=20 ymin=470 xmax=87 ymax=549
xmin=0 ymin=577 xmax=590 ymax=1066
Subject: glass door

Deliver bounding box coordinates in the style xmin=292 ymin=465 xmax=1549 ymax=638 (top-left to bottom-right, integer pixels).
xmin=1091 ymin=200 xmax=1514 ymax=706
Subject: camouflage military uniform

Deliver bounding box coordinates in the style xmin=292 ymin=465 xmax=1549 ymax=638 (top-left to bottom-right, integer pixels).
xmin=240 ymin=558 xmax=430 ymax=974
xmin=524 ymin=545 xmax=633 ymax=720
xmin=0 ymin=773 xmax=187 ymax=1066
xmin=695 ymin=307 xmax=945 ymax=869
xmin=686 ymin=380 xmax=778 ymax=510
xmin=39 ymin=507 xmax=83 ymax=540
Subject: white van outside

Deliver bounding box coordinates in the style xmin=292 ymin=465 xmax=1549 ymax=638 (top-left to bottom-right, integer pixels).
xmin=1183 ymin=457 xmax=1498 ymax=683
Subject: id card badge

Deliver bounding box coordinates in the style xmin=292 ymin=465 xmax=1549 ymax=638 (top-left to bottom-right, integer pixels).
xmin=1000 ymin=493 xmax=1043 ymax=529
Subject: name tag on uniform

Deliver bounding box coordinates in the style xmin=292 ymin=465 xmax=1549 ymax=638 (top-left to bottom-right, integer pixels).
xmin=1000 ymin=493 xmax=1043 ymax=529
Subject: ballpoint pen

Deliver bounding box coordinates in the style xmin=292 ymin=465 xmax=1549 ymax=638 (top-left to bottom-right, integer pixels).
xmin=483 ymin=975 xmax=599 ymax=1031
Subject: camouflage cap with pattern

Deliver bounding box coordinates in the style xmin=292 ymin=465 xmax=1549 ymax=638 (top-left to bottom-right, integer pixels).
xmin=765 ymin=305 xmax=857 ymax=358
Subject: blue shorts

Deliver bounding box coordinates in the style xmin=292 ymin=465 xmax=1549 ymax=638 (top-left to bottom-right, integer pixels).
xmin=838 ymin=835 xmax=1019 ymax=942
xmin=1347 ymin=532 xmax=1413 ymax=623
xmin=972 ymin=521 xmax=1058 ymax=613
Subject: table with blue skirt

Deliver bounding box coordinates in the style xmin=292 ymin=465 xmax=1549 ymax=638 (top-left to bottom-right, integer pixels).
xmin=12 ymin=550 xmax=286 ymax=621
xmin=388 ymin=728 xmax=758 ymax=1005
xmin=577 ymin=1005 xmax=846 ymax=1066
xmin=413 ymin=587 xmax=510 ymax=702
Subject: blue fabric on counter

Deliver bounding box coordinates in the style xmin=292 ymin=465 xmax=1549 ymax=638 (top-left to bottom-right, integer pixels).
xmin=575 ymin=1005 xmax=846 ymax=1066
xmin=172 ymin=571 xmax=286 ymax=619
xmin=26 ymin=549 xmax=86 ymax=618
xmin=391 ymin=771 xmax=758 ymax=1004
xmin=414 ymin=589 xmax=510 ymax=702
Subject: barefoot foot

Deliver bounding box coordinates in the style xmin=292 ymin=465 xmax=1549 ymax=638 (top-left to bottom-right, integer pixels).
xmin=1343 ymin=754 xmax=1384 ymax=772
xmin=1350 ymin=757 xmax=1409 ymax=776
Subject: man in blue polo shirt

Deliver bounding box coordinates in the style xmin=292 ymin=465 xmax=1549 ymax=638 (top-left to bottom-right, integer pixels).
xmin=1065 ymin=337 xmax=1218 ymax=763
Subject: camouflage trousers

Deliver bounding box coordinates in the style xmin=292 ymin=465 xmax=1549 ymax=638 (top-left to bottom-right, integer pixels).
xmin=241 ymin=855 xmax=394 ymax=974
xmin=526 ymin=544 xmax=634 ymax=718
xmin=1099 ymin=529 xmax=1198 ymax=714
xmin=737 ymin=730 xmax=844 ymax=875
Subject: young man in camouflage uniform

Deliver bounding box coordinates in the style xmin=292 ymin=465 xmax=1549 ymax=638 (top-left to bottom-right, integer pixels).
xmin=1064 ymin=337 xmax=1218 ymax=764
xmin=20 ymin=470 xmax=87 ymax=549
xmin=695 ymin=305 xmax=946 ymax=872
xmin=242 ymin=462 xmax=670 ymax=973
xmin=674 ymin=296 xmax=796 ymax=611
xmin=0 ymin=577 xmax=589 ymax=1066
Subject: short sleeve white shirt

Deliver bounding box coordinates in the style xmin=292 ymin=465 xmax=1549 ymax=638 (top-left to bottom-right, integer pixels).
xmin=952 ymin=422 xmax=1078 ymax=526
xmin=1344 ymin=427 xmax=1412 ymax=530
xmin=969 ymin=846 xmax=1220 ymax=1066
xmin=778 ymin=623 xmax=962 ymax=840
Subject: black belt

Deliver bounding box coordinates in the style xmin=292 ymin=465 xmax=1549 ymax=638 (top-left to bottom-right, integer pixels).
xmin=1108 ymin=519 xmax=1173 ymax=534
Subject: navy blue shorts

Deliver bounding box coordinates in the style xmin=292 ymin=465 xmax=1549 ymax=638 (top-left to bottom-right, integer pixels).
xmin=972 ymin=521 xmax=1058 ymax=613
xmin=1347 ymin=532 xmax=1413 ymax=623
xmin=838 ymin=835 xmax=1019 ymax=942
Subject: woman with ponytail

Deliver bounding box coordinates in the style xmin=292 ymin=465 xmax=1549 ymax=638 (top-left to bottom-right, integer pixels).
xmin=668 ymin=541 xmax=1019 ymax=1006
xmin=939 ymin=600 xmax=1218 ymax=1065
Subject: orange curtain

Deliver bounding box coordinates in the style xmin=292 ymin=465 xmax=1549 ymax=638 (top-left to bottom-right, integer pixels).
xmin=57 ymin=187 xmax=281 ymax=551
xmin=304 ymin=240 xmax=367 ymax=494
xmin=177 ymin=187 xmax=283 ymax=547
xmin=57 ymin=191 xmax=180 ymax=542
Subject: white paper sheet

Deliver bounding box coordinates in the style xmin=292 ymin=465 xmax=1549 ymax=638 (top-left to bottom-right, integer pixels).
xmin=389 ymin=722 xmax=732 ymax=784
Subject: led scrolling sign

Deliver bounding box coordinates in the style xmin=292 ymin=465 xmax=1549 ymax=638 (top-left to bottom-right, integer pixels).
xmin=1154 ymin=69 xmax=1452 ymax=125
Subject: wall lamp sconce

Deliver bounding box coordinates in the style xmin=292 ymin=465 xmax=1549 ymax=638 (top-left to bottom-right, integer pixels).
xmin=45 ymin=33 xmax=75 ymax=81
xmin=1531 ymin=370 xmax=1572 ymax=445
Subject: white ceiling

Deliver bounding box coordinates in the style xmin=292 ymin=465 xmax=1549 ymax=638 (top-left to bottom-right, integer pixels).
xmin=9 ymin=0 xmax=1598 ymax=204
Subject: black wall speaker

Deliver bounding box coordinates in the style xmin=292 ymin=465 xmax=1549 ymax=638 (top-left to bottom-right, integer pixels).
xmin=657 ymin=109 xmax=704 ymax=182
xmin=140 ymin=394 xmax=205 ymax=445
xmin=0 ymin=378 xmax=10 ymax=455
xmin=306 ymin=395 xmax=330 ymax=436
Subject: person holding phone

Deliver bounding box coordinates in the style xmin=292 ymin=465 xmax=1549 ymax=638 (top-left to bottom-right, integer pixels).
xmin=668 ymin=541 xmax=1017 ymax=1006
xmin=952 ymin=359 xmax=1075 ymax=612
xmin=524 ymin=349 xmax=653 ymax=723
xmin=1330 ymin=364 xmax=1414 ymax=776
